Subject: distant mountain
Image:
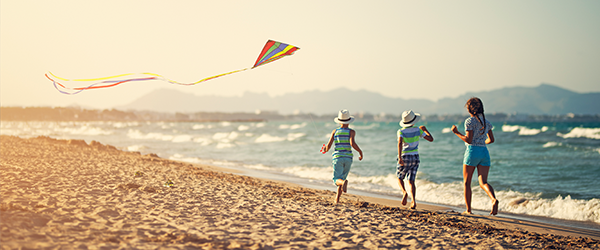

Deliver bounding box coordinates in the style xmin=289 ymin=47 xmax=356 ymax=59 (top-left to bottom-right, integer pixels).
xmin=117 ymin=83 xmax=600 ymax=115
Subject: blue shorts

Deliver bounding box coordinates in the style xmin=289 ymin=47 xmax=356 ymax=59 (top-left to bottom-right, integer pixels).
xmin=332 ymin=157 xmax=352 ymax=183
xmin=397 ymin=154 xmax=420 ymax=181
xmin=463 ymin=145 xmax=491 ymax=167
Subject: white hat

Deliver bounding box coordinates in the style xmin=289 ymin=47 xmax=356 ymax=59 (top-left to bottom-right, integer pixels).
xmin=399 ymin=110 xmax=420 ymax=127
xmin=334 ymin=109 xmax=355 ymax=124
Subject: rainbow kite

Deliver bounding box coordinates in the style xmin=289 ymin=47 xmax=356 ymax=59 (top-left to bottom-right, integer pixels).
xmin=46 ymin=40 xmax=300 ymax=95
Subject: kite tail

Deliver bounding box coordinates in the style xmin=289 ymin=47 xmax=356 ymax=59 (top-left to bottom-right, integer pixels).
xmin=46 ymin=68 xmax=250 ymax=95
xmin=46 ymin=72 xmax=159 ymax=95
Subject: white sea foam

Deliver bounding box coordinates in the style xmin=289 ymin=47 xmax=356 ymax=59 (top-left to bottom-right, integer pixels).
xmin=1 ymin=122 xmax=57 ymax=137
xmin=502 ymin=125 xmax=548 ymax=136
xmin=192 ymin=137 xmax=212 ymax=146
xmin=519 ymin=127 xmax=542 ymax=135
xmin=279 ymin=123 xmax=307 ymax=130
xmin=160 ymin=122 xmax=176 ymax=129
xmin=503 ymin=193 xmax=600 ymax=223
xmin=542 ymin=142 xmax=562 ymax=148
xmin=255 ymin=134 xmax=286 ymax=143
xmin=405 ymin=180 xmax=600 ymax=223
xmin=169 ymin=154 xmax=203 ymax=164
xmin=557 ymin=127 xmax=600 ymax=140
xmin=127 ymin=144 xmax=147 ymax=152
xmin=216 ymin=142 xmax=236 ymax=149
xmin=244 ymin=164 xmax=274 ymax=170
xmin=502 ymin=125 xmax=521 ymax=132
xmin=290 ymin=123 xmax=307 ymax=130
xmin=171 ymin=135 xmax=193 ymax=143
xmin=55 ymin=125 xmax=113 ymax=136
xmin=127 ymin=129 xmax=173 ymax=141
xmin=238 ymin=125 xmax=250 ymax=131
xmin=127 ymin=129 xmax=194 ymax=143
xmin=112 ymin=122 xmax=139 ymax=128
xmin=212 ymin=132 xmax=235 ymax=140
xmin=192 ymin=124 xmax=211 ymax=130
xmin=254 ymin=133 xmax=305 ymax=143
xmin=287 ymin=133 xmax=306 ymax=141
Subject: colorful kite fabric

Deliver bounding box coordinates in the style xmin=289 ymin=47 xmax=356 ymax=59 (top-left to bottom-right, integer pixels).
xmin=47 ymin=40 xmax=299 ymax=95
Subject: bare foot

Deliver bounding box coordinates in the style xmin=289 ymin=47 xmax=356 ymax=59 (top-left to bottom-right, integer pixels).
xmin=401 ymin=192 xmax=408 ymax=206
xmin=342 ymin=180 xmax=348 ymax=193
xmin=462 ymin=211 xmax=473 ymax=215
xmin=410 ymin=202 xmax=416 ymax=209
xmin=490 ymin=199 xmax=499 ymax=215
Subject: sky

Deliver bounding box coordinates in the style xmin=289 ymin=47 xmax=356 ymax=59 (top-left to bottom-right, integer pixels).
xmin=1 ymin=0 xmax=599 ymax=110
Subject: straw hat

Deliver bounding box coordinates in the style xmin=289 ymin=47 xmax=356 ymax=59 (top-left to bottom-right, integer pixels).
xmin=399 ymin=110 xmax=420 ymax=127
xmin=334 ymin=109 xmax=355 ymax=124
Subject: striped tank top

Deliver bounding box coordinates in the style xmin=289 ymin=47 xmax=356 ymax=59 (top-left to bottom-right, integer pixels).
xmin=397 ymin=127 xmax=424 ymax=156
xmin=332 ymin=127 xmax=353 ymax=159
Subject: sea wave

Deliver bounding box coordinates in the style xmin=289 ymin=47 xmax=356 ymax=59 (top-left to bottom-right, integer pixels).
xmin=126 ymin=144 xmax=148 ymax=152
xmin=272 ymin=164 xmax=600 ymax=223
xmin=557 ymin=127 xmax=600 ymax=140
xmin=542 ymin=142 xmax=562 ymax=148
xmin=279 ymin=123 xmax=307 ymax=130
xmin=502 ymin=125 xmax=548 ymax=135
xmin=192 ymin=124 xmax=214 ymax=130
xmin=255 ymin=133 xmax=306 ymax=143
xmin=237 ymin=125 xmax=251 ymax=131
xmin=127 ymin=129 xmax=195 ymax=143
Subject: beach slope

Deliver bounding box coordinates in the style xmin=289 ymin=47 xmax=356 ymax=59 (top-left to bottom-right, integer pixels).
xmin=1 ymin=135 xmax=598 ymax=249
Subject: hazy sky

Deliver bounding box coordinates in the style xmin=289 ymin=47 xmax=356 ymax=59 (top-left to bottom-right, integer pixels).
xmin=1 ymin=1 xmax=599 ymax=109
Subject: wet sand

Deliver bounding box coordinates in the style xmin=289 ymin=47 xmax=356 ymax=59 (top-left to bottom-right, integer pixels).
xmin=1 ymin=135 xmax=598 ymax=249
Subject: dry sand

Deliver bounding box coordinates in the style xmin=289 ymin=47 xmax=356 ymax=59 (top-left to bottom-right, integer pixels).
xmin=1 ymin=135 xmax=599 ymax=249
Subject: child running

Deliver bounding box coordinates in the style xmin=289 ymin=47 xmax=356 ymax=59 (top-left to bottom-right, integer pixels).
xmin=451 ymin=97 xmax=498 ymax=215
xmin=397 ymin=110 xmax=433 ymax=209
xmin=322 ymin=109 xmax=363 ymax=205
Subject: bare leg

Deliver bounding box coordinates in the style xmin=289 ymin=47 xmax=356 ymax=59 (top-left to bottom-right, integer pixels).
xmin=477 ymin=165 xmax=499 ymax=215
xmin=334 ymin=185 xmax=342 ymax=205
xmin=409 ymin=180 xmax=417 ymax=209
xmin=397 ymin=178 xmax=408 ymax=206
xmin=334 ymin=179 xmax=345 ymax=205
xmin=463 ymin=165 xmax=476 ymax=215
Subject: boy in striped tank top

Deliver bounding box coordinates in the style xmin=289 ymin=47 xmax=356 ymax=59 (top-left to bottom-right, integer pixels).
xmin=397 ymin=110 xmax=434 ymax=209
xmin=323 ymin=110 xmax=364 ymax=205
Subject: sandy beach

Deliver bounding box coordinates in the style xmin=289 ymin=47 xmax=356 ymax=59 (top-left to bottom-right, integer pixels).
xmin=1 ymin=135 xmax=598 ymax=249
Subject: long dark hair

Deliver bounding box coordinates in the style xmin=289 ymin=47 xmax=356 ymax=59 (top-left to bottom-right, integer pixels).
xmin=465 ymin=97 xmax=486 ymax=134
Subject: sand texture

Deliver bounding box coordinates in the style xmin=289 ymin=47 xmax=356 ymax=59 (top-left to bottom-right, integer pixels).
xmin=1 ymin=135 xmax=599 ymax=249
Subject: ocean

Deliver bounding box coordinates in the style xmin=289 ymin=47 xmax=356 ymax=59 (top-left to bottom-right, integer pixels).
xmin=2 ymin=119 xmax=599 ymax=227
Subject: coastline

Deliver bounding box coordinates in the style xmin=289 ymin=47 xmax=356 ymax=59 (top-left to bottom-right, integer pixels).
xmin=1 ymin=135 xmax=598 ymax=249
xmin=233 ymin=164 xmax=600 ymax=240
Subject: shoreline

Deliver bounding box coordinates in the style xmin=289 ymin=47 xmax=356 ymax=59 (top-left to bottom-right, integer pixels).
xmin=1 ymin=135 xmax=599 ymax=249
xmin=230 ymin=164 xmax=600 ymax=240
